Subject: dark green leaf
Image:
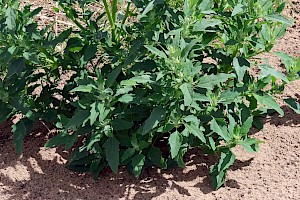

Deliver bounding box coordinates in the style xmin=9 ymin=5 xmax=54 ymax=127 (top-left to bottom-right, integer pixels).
xmin=103 ymin=137 xmax=120 ymax=174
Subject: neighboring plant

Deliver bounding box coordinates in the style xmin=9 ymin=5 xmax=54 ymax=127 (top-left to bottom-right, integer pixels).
xmin=1 ymin=0 xmax=300 ymax=190
xmin=273 ymin=51 xmax=300 ymax=81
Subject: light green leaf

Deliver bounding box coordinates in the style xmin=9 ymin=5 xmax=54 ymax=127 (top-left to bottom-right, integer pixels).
xmin=232 ymin=4 xmax=245 ymax=16
xmin=233 ymin=57 xmax=249 ymax=82
xmin=103 ymin=137 xmax=120 ymax=174
xmin=210 ymin=118 xmax=231 ymax=142
xmin=253 ymin=94 xmax=284 ymax=116
xmin=138 ymin=0 xmax=154 ymax=19
xmin=89 ymin=102 xmax=99 ymax=126
xmin=70 ymin=84 xmax=97 ymax=93
xmin=265 ymin=14 xmax=293 ymax=25
xmin=193 ymin=19 xmax=222 ymax=32
xmin=180 ymin=83 xmax=193 ymax=106
xmin=258 ymin=64 xmax=289 ymax=83
xmin=197 ymin=73 xmax=234 ymax=89
xmin=131 ymin=154 xmax=145 ymax=177
xmin=5 ymin=7 xmax=16 ymax=30
xmin=169 ymin=131 xmax=182 ymax=159
xmin=144 ymin=45 xmax=167 ymax=59
xmin=185 ymin=123 xmax=206 ymax=143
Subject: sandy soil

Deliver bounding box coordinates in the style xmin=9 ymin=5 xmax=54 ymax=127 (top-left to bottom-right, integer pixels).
xmin=1 ymin=1 xmax=300 ymax=200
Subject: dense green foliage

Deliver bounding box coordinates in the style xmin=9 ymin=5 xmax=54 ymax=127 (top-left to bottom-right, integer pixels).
xmin=1 ymin=0 xmax=299 ymax=189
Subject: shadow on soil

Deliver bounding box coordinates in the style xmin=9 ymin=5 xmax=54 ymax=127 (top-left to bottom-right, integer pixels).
xmin=0 ymin=121 xmax=254 ymax=200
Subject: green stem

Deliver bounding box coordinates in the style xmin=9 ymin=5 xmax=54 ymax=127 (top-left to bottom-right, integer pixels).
xmin=102 ymin=0 xmax=117 ymax=43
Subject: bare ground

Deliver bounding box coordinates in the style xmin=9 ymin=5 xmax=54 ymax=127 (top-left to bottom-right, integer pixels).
xmin=1 ymin=1 xmax=300 ymax=199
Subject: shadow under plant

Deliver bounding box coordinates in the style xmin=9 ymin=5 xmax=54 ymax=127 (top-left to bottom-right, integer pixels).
xmin=0 ymin=121 xmax=253 ymax=200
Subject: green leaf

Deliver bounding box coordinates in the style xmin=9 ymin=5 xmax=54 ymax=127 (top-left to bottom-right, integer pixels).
xmin=197 ymin=73 xmax=235 ymax=90
xmin=233 ymin=57 xmax=249 ymax=82
xmin=238 ymin=138 xmax=261 ymax=153
xmin=5 ymin=7 xmax=16 ymax=30
xmin=284 ymin=98 xmax=300 ymax=114
xmin=144 ymin=45 xmax=167 ymax=59
xmin=169 ymin=131 xmax=182 ymax=159
xmin=141 ymin=106 xmax=166 ymax=135
xmin=103 ymin=137 xmax=120 ymax=174
xmin=258 ymin=64 xmax=289 ymax=83
xmin=138 ymin=0 xmax=154 ymax=19
xmin=111 ymin=119 xmax=133 ymax=131
xmin=89 ymin=102 xmax=99 ymax=126
xmin=231 ymin=4 xmax=245 ymax=16
xmin=185 ymin=123 xmax=206 ymax=143
xmin=70 ymin=84 xmax=97 ymax=93
xmin=106 ymin=65 xmax=122 ymax=87
xmin=265 ymin=14 xmax=293 ymax=25
xmin=7 ymin=58 xmax=26 ymax=77
xmin=210 ymin=149 xmax=236 ymax=190
xmin=147 ymin=146 xmax=166 ymax=168
xmin=253 ymin=94 xmax=284 ymax=116
xmin=240 ymin=116 xmax=253 ymax=135
xmin=193 ymin=19 xmax=222 ymax=32
xmin=45 ymin=131 xmax=77 ymax=149
xmin=180 ymin=83 xmax=193 ymax=106
xmin=12 ymin=119 xmax=33 ymax=155
xmin=210 ymin=118 xmax=231 ymax=142
xmin=66 ymin=110 xmax=90 ymax=130
xmin=131 ymin=154 xmax=145 ymax=177
xmin=121 ymin=148 xmax=135 ymax=162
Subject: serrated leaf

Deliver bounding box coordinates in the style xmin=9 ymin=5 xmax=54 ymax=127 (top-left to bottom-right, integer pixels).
xmin=210 ymin=118 xmax=231 ymax=142
xmin=253 ymin=94 xmax=284 ymax=116
xmin=197 ymin=73 xmax=234 ymax=89
xmin=169 ymin=131 xmax=182 ymax=159
xmin=210 ymin=149 xmax=236 ymax=190
xmin=258 ymin=64 xmax=289 ymax=83
xmin=185 ymin=123 xmax=206 ymax=143
xmin=103 ymin=137 xmax=120 ymax=174
xmin=238 ymin=138 xmax=261 ymax=153
xmin=66 ymin=110 xmax=90 ymax=129
xmin=89 ymin=102 xmax=99 ymax=126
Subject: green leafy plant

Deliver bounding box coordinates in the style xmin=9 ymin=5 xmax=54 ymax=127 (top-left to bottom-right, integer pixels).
xmin=273 ymin=51 xmax=300 ymax=80
xmin=1 ymin=0 xmax=300 ymax=190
